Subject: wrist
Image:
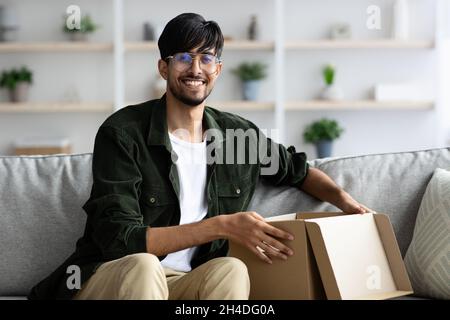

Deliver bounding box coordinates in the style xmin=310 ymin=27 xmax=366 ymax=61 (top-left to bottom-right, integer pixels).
xmin=210 ymin=215 xmax=228 ymax=239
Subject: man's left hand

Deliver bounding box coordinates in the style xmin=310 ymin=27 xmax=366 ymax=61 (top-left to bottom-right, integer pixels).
xmin=337 ymin=191 xmax=374 ymax=215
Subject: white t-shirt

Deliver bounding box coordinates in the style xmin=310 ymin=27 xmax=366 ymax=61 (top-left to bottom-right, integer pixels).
xmin=160 ymin=132 xmax=208 ymax=272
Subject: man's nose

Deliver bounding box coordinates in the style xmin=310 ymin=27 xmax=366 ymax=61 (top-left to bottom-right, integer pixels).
xmin=189 ymin=57 xmax=203 ymax=74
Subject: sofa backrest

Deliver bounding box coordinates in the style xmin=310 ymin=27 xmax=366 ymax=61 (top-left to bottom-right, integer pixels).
xmin=1 ymin=147 xmax=449 ymax=296
xmin=0 ymin=154 xmax=91 ymax=296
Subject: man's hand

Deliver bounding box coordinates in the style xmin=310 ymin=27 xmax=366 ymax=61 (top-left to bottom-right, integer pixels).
xmin=218 ymin=211 xmax=294 ymax=264
xmin=336 ymin=190 xmax=374 ymax=215
xmin=300 ymin=167 xmax=374 ymax=215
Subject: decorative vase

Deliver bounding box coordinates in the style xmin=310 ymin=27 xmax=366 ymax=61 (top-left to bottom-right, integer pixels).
xmin=143 ymin=22 xmax=155 ymax=41
xmin=392 ymin=0 xmax=409 ymax=40
xmin=248 ymin=15 xmax=259 ymax=40
xmin=315 ymin=140 xmax=333 ymax=158
xmin=10 ymin=82 xmax=30 ymax=102
xmin=0 ymin=5 xmax=19 ymax=42
xmin=320 ymin=84 xmax=344 ymax=101
xmin=242 ymin=80 xmax=260 ymax=101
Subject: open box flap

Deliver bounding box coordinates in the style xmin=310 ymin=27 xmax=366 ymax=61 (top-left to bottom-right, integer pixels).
xmin=304 ymin=213 xmax=413 ymax=300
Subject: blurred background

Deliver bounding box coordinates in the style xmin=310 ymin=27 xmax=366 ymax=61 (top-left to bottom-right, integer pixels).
xmin=0 ymin=0 xmax=449 ymax=159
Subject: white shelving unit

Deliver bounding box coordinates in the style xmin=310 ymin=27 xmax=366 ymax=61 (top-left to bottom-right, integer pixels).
xmin=0 ymin=42 xmax=113 ymax=52
xmin=285 ymin=40 xmax=434 ymax=50
xmin=285 ymin=100 xmax=434 ymax=111
xmin=0 ymin=0 xmax=439 ymax=144
xmin=0 ymin=102 xmax=113 ymax=112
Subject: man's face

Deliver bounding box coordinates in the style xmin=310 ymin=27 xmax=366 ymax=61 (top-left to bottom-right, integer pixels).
xmin=159 ymin=47 xmax=222 ymax=107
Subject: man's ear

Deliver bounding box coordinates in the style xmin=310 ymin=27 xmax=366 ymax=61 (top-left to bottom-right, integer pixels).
xmin=158 ymin=59 xmax=168 ymax=80
xmin=214 ymin=61 xmax=223 ymax=77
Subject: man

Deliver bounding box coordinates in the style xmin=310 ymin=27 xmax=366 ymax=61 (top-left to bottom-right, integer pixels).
xmin=29 ymin=13 xmax=370 ymax=300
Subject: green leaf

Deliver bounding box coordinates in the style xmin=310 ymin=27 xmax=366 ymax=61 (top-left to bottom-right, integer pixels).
xmin=231 ymin=62 xmax=267 ymax=81
xmin=63 ymin=14 xmax=99 ymax=34
xmin=303 ymin=118 xmax=344 ymax=143
xmin=322 ymin=65 xmax=335 ymax=86
xmin=0 ymin=66 xmax=33 ymax=90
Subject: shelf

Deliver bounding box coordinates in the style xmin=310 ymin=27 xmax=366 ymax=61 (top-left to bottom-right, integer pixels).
xmin=0 ymin=102 xmax=113 ymax=112
xmin=285 ymin=40 xmax=434 ymax=50
xmin=223 ymin=40 xmax=274 ymax=50
xmin=209 ymin=101 xmax=274 ymax=111
xmin=0 ymin=42 xmax=113 ymax=53
xmin=124 ymin=41 xmax=158 ymax=51
xmin=0 ymin=40 xmax=432 ymax=53
xmin=124 ymin=40 xmax=274 ymax=52
xmin=285 ymin=100 xmax=434 ymax=110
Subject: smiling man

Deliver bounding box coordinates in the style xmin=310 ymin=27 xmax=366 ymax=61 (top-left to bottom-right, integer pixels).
xmin=29 ymin=13 xmax=370 ymax=300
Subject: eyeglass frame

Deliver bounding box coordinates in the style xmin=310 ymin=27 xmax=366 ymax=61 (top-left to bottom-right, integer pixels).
xmin=164 ymin=52 xmax=223 ymax=74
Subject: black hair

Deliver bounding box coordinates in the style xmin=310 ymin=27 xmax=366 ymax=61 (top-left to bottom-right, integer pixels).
xmin=158 ymin=13 xmax=224 ymax=60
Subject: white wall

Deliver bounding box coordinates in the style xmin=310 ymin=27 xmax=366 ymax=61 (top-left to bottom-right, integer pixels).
xmin=0 ymin=0 xmax=447 ymax=158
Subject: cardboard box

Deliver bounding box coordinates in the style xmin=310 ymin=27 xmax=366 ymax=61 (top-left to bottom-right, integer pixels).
xmin=229 ymin=212 xmax=413 ymax=300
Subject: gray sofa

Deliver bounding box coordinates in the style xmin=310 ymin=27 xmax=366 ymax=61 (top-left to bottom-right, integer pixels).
xmin=1 ymin=147 xmax=449 ymax=300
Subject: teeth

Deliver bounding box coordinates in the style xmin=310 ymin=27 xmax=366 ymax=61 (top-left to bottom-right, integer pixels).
xmin=183 ymin=80 xmax=204 ymax=87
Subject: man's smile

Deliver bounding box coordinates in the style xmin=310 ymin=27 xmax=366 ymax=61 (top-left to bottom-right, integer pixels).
xmin=180 ymin=77 xmax=207 ymax=89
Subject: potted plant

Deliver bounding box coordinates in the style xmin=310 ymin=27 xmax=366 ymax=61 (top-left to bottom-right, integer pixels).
xmin=63 ymin=14 xmax=99 ymax=41
xmin=0 ymin=66 xmax=33 ymax=102
xmin=232 ymin=62 xmax=267 ymax=101
xmin=320 ymin=64 xmax=344 ymax=101
xmin=303 ymin=118 xmax=344 ymax=158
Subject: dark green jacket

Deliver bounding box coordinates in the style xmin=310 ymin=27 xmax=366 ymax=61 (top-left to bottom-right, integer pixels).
xmin=28 ymin=96 xmax=309 ymax=299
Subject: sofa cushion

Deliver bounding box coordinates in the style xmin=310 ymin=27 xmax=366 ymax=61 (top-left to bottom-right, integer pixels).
xmin=0 ymin=154 xmax=91 ymax=296
xmin=404 ymin=168 xmax=450 ymax=299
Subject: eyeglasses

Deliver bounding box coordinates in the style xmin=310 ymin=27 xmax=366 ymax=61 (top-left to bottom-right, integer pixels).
xmin=165 ymin=52 xmax=222 ymax=74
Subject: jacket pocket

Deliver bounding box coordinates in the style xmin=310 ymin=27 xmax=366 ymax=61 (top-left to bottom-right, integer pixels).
xmin=217 ymin=177 xmax=253 ymax=214
xmin=140 ymin=187 xmax=177 ymax=225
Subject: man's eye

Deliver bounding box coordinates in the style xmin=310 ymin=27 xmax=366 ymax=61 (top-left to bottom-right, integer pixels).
xmin=201 ymin=55 xmax=214 ymax=64
xmin=177 ymin=53 xmax=192 ymax=63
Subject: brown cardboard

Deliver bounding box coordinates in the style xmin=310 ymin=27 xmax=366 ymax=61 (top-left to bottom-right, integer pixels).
xmin=228 ymin=212 xmax=342 ymax=299
xmin=228 ymin=212 xmax=413 ymax=300
xmin=305 ymin=213 xmax=413 ymax=300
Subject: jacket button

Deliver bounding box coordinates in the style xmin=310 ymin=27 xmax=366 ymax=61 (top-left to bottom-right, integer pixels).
xmin=150 ymin=197 xmax=156 ymax=203
xmin=236 ymin=188 xmax=241 ymax=194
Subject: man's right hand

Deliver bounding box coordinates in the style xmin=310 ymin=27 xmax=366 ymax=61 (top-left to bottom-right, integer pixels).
xmin=217 ymin=211 xmax=294 ymax=264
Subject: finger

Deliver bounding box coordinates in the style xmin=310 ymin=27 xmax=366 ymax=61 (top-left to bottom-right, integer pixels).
xmin=248 ymin=211 xmax=265 ymax=221
xmin=260 ymin=222 xmax=294 ymax=241
xmin=261 ymin=234 xmax=294 ymax=256
xmin=258 ymin=241 xmax=289 ymax=260
xmin=248 ymin=244 xmax=272 ymax=264
xmin=361 ymin=205 xmax=376 ymax=213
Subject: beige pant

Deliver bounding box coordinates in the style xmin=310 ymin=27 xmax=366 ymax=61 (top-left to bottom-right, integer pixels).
xmin=74 ymin=253 xmax=250 ymax=300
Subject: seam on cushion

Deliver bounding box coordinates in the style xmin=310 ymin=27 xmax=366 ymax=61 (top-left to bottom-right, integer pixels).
xmin=0 ymin=153 xmax=93 ymax=160
xmin=316 ymin=147 xmax=450 ymax=166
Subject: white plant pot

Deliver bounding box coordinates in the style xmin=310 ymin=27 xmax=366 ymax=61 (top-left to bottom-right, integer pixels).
xmin=320 ymin=85 xmax=344 ymax=101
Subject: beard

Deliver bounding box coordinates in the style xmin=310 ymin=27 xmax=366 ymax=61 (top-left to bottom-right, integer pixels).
xmin=168 ymin=78 xmax=212 ymax=107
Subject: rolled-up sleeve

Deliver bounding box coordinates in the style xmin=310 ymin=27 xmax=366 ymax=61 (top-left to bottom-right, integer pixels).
xmin=82 ymin=126 xmax=148 ymax=261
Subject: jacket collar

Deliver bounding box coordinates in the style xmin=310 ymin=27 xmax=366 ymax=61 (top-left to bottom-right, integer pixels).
xmin=146 ymin=95 xmax=225 ymax=152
